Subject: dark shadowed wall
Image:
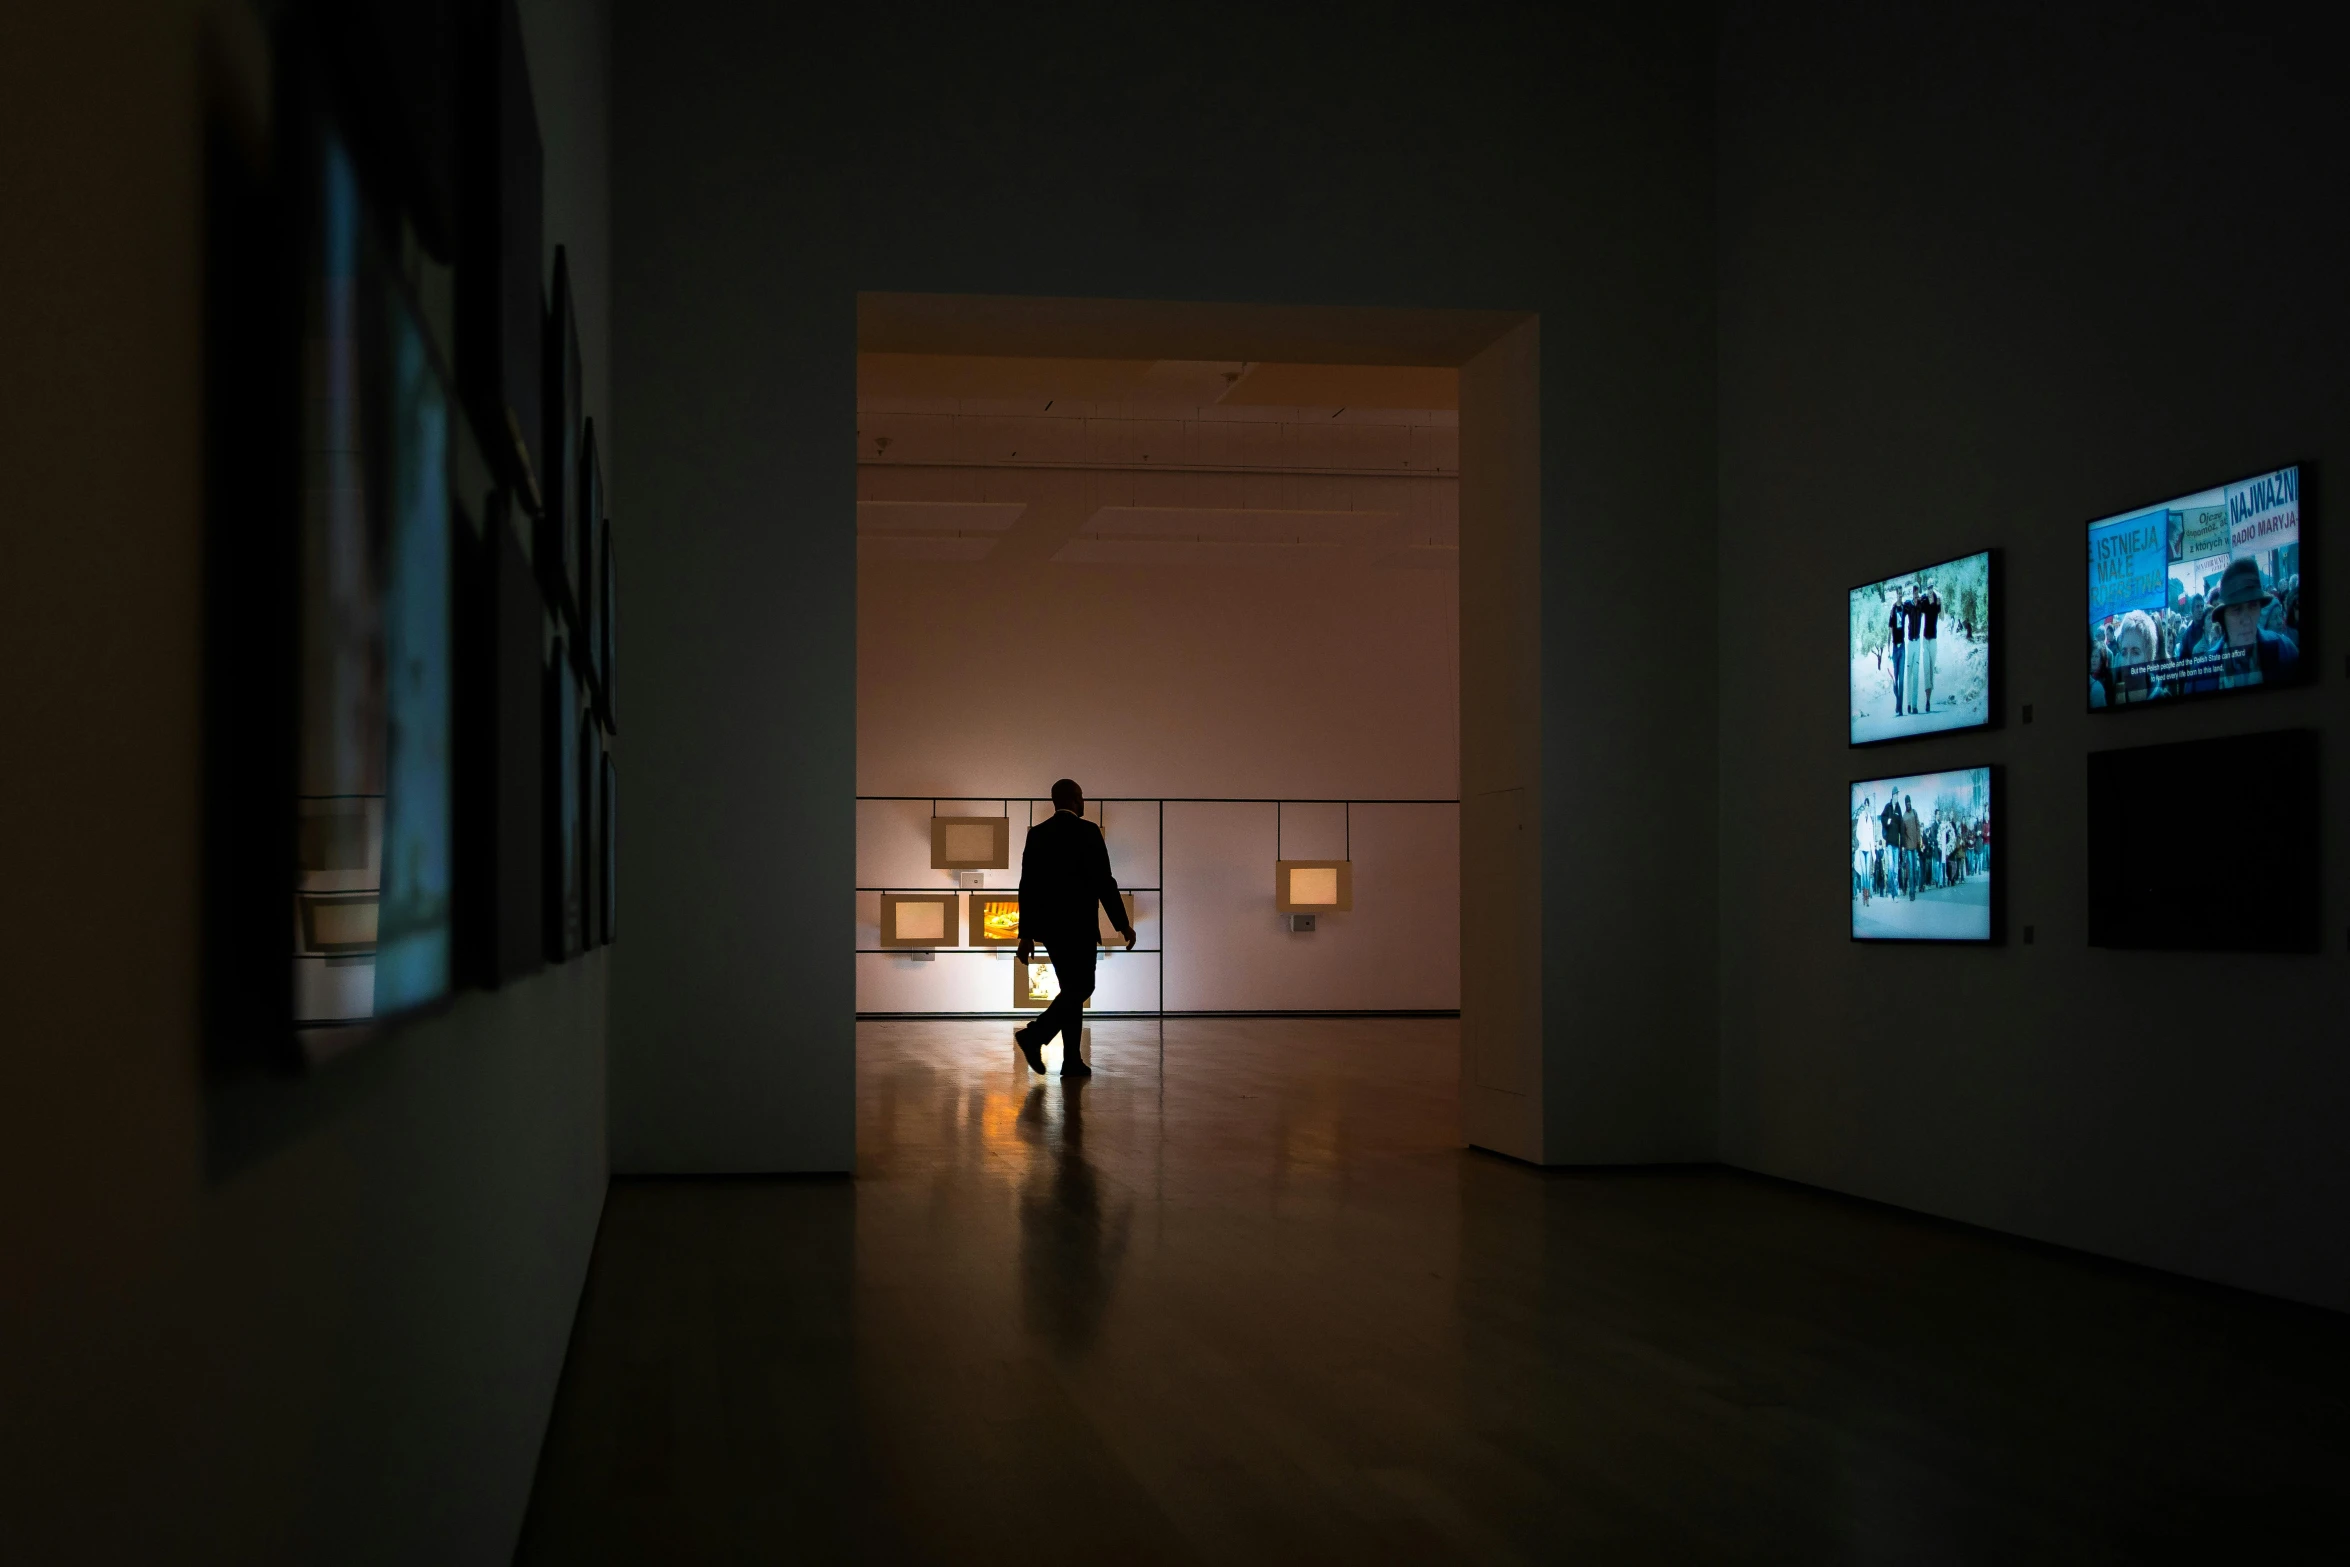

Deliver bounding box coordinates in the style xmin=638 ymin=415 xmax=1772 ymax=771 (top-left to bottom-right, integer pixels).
xmin=610 ymin=3 xmax=1721 ymax=1172
xmin=1717 ymin=2 xmax=2350 ymax=1308
xmin=0 ymin=2 xmax=613 ymax=1560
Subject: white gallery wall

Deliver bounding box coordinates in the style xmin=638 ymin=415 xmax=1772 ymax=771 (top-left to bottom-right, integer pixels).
xmin=858 ymin=553 xmax=1461 ymax=1012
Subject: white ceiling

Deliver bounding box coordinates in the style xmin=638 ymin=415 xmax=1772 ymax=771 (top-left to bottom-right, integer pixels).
xmin=855 ymin=355 xmax=1459 ymax=570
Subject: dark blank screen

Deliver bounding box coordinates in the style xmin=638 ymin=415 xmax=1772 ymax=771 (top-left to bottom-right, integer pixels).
xmin=2087 ymin=729 xmax=2318 ymax=952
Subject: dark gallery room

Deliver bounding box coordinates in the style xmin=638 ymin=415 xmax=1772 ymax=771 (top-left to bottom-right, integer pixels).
xmin=6 ymin=2 xmax=2350 ymax=1562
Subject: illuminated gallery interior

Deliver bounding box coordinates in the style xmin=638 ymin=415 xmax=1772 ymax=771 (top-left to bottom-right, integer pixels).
xmin=854 ymin=344 xmax=1463 ymax=1023
xmin=12 ymin=3 xmax=2350 ymax=1561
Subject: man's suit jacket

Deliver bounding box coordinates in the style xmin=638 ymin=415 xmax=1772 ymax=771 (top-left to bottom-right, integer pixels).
xmin=1017 ymin=811 xmax=1130 ymax=947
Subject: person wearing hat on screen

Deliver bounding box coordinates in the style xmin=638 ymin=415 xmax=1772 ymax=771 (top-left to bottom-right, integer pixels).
xmin=2211 ymin=557 xmax=2299 ymax=689
xmin=1013 ymin=779 xmax=1135 ymax=1077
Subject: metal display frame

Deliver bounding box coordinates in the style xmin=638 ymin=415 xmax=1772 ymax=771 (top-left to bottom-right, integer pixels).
xmin=854 ymin=795 xmax=1460 ymax=1019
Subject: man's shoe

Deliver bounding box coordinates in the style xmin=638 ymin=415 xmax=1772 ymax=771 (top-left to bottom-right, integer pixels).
xmin=1062 ymin=1055 xmax=1093 ymax=1077
xmin=1013 ymin=1027 xmax=1046 ymax=1074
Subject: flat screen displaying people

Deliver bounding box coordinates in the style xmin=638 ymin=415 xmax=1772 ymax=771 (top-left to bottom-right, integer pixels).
xmin=2087 ymin=465 xmax=2303 ymax=710
xmin=1849 ymin=551 xmax=1992 ymax=745
xmin=1850 ymin=767 xmax=1993 ymax=942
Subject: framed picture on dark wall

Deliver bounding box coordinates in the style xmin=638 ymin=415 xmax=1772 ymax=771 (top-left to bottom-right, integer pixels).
xmin=2087 ymin=464 xmax=2308 ymax=711
xmin=598 ymin=524 xmax=617 ymax=731
xmin=580 ymin=416 xmax=604 ymax=696
xmin=287 ymin=92 xmax=458 ymax=1053
xmin=455 ymin=491 xmax=546 ymax=986
xmin=544 ymin=634 xmax=583 ymax=960
xmin=1850 ymin=765 xmax=1998 ymax=944
xmin=600 ymin=751 xmax=617 ymax=944
xmin=540 ymin=245 xmax=583 ymax=629
xmin=456 ymin=0 xmax=544 ymax=510
xmin=1848 ymin=550 xmax=1996 ymax=746
xmin=579 ymin=703 xmax=602 ymax=946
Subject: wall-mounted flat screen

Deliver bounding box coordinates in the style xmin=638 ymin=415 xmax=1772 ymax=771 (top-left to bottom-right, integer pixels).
xmin=1849 ymin=551 xmax=1993 ymax=745
xmin=292 ymin=126 xmax=454 ymax=1038
xmin=1851 ymin=766 xmax=1995 ymax=943
xmin=2088 ymin=730 xmax=2317 ymax=951
xmin=2088 ymin=465 xmax=2304 ymax=710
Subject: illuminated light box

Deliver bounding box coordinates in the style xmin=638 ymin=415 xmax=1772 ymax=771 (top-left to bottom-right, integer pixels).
xmin=879 ymin=891 xmax=959 ymax=949
xmin=1097 ymin=891 xmax=1138 ymax=947
xmin=1275 ymin=860 xmax=1353 ymax=912
xmin=1014 ymin=959 xmax=1091 ymax=1010
xmin=299 ymin=893 xmax=381 ymax=955
xmin=970 ymin=893 xmax=1022 ymax=947
xmin=930 ymin=816 xmax=1010 ymax=871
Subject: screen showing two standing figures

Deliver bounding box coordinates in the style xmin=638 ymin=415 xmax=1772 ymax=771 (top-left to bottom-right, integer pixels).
xmin=2088 ymin=465 xmax=2303 ymax=709
xmin=1851 ymin=767 xmax=1993 ymax=942
xmin=1849 ymin=551 xmax=1991 ymax=745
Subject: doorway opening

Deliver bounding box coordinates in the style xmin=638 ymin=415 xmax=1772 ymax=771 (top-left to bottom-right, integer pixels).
xmin=851 ymin=294 xmax=1535 ymax=1140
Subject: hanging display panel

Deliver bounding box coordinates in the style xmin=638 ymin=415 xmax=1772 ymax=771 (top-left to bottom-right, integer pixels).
xmin=930 ymin=816 xmax=1011 ymax=870
xmin=879 ymin=891 xmax=959 ymax=949
xmin=969 ymin=892 xmax=1022 ymax=947
xmin=1275 ymin=859 xmax=1353 ymax=912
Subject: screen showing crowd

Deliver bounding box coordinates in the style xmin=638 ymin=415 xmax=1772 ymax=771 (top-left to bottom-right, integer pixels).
xmin=1848 ymin=551 xmax=1992 ymax=745
xmin=1850 ymin=766 xmax=1993 ymax=943
xmin=2087 ymin=465 xmax=2303 ymax=710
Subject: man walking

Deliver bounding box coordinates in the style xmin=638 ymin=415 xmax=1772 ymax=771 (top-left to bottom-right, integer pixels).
xmin=1902 ymin=795 xmax=1924 ymax=899
xmin=1887 ymin=588 xmax=1908 ymax=719
xmin=1918 ymin=585 xmax=1941 ymax=715
xmin=1014 ymin=778 xmax=1135 ymax=1076
xmin=1903 ymin=590 xmax=1926 ymax=713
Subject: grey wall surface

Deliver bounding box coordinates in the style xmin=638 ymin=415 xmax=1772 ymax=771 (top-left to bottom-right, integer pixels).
xmin=611 ymin=2 xmax=1720 ymax=1172
xmin=1717 ymin=3 xmax=2350 ymax=1308
xmin=0 ymin=3 xmax=613 ymax=1560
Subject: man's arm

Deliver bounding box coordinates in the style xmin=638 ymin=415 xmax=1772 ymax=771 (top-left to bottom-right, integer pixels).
xmin=1093 ymin=829 xmax=1135 ymax=945
xmin=1015 ymin=824 xmax=1036 ymax=962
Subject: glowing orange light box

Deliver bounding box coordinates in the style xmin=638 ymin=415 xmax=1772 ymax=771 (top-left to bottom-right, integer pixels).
xmin=1275 ymin=860 xmax=1352 ymax=912
xmin=970 ymin=893 xmax=1022 ymax=947
xmin=1014 ymin=959 xmax=1090 ymax=1010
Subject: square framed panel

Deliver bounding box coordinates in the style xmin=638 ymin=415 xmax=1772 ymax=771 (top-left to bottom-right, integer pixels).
xmin=879 ymin=891 xmax=959 ymax=949
xmin=930 ymin=816 xmax=1010 ymax=870
xmin=297 ymin=892 xmax=380 ymax=956
xmin=1275 ymin=859 xmax=1353 ymax=912
xmin=970 ymin=892 xmax=1022 ymax=947
xmin=1014 ymin=958 xmax=1090 ymax=1010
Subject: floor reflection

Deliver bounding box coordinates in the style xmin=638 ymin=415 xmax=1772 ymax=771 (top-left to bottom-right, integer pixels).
xmin=1015 ymin=1081 xmax=1130 ymax=1353
xmin=519 ymin=1018 xmax=2350 ymax=1565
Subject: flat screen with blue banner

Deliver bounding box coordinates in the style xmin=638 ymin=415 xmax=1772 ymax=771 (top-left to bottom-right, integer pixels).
xmin=2087 ymin=465 xmax=2304 ymax=710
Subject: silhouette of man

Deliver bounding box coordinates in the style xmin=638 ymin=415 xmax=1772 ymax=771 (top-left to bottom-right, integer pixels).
xmin=1014 ymin=779 xmax=1134 ymax=1075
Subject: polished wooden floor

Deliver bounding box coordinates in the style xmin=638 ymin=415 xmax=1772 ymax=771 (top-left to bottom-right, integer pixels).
xmin=518 ymin=1020 xmax=2350 ymax=1563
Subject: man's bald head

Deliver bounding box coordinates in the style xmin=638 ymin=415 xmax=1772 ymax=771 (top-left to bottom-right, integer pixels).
xmin=1050 ymin=778 xmax=1083 ymax=812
